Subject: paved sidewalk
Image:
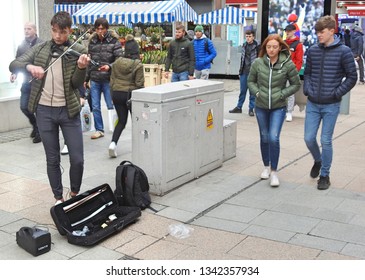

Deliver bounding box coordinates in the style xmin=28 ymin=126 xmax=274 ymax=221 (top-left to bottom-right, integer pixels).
xmin=0 ymin=79 xmax=365 ymax=260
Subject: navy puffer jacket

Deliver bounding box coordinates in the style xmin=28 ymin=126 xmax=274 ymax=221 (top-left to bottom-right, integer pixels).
xmin=304 ymin=37 xmax=357 ymax=104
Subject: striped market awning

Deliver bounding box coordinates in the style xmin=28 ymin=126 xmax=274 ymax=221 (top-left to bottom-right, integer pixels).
xmin=195 ymin=6 xmax=257 ymax=25
xmin=72 ymin=0 xmax=197 ymax=25
xmin=54 ymin=4 xmax=85 ymax=15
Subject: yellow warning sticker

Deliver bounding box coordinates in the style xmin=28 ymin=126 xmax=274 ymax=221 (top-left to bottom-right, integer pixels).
xmin=207 ymin=109 xmax=213 ymax=130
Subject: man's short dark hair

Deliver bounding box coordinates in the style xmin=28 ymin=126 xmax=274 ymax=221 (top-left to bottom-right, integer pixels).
xmin=315 ymin=15 xmax=336 ymax=32
xmin=51 ymin=11 xmax=72 ymax=29
xmin=245 ymin=30 xmax=255 ymax=37
xmin=94 ymin=18 xmax=109 ymax=29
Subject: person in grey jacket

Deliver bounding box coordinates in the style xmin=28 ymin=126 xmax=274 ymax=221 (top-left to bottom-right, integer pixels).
xmin=10 ymin=22 xmax=43 ymax=143
xmin=9 ymin=11 xmax=90 ymax=205
xmin=248 ymin=34 xmax=301 ymax=187
xmin=304 ymin=15 xmax=357 ymax=190
xmin=350 ymin=25 xmax=364 ymax=83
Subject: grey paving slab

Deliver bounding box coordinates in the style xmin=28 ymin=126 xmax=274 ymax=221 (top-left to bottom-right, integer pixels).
xmin=349 ymin=214 xmax=365 ymax=227
xmin=228 ymin=236 xmax=320 ymax=260
xmin=157 ymin=207 xmax=197 ymax=223
xmin=242 ymin=224 xmax=296 ymax=243
xmin=310 ymin=220 xmax=365 ymax=246
xmin=226 ymin=192 xmax=280 ymax=210
xmin=335 ymin=199 xmax=365 ymax=215
xmin=51 ymin=233 xmax=89 ymax=258
xmin=340 ymin=243 xmax=365 ymax=259
xmin=250 ymin=211 xmax=320 ymax=234
xmin=192 ymin=216 xmax=249 ymax=233
xmin=289 ymin=233 xmax=346 ymax=253
xmin=0 ymin=218 xmax=37 ymax=234
xmin=0 ymin=243 xmax=68 ymax=260
xmin=328 ymin=188 xmax=365 ymax=201
xmin=271 ymin=202 xmax=317 ymax=216
xmin=193 ymin=188 xmax=234 ymax=203
xmin=271 ymin=189 xmax=345 ymax=209
xmin=0 ymin=230 xmax=15 ymax=248
xmin=311 ymin=207 xmax=355 ymax=223
xmin=205 ymin=203 xmax=264 ymax=223
xmin=0 ymin=210 xmax=22 ymax=227
xmin=71 ymin=245 xmax=125 ymax=260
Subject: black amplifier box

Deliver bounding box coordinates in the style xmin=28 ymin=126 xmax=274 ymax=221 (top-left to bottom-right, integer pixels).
xmin=16 ymin=227 xmax=51 ymax=256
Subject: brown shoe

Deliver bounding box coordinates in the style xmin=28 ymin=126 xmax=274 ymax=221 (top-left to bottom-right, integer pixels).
xmin=91 ymin=131 xmax=104 ymax=139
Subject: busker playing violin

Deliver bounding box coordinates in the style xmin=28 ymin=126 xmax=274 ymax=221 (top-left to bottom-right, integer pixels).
xmin=9 ymin=11 xmax=90 ymax=205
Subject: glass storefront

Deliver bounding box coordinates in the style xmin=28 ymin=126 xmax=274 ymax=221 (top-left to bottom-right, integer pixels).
xmin=1 ymin=1 xmax=36 ymax=99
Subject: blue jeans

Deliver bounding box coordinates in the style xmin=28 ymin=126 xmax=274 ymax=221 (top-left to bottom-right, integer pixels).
xmin=90 ymin=80 xmax=114 ymax=132
xmin=36 ymin=105 xmax=84 ymax=200
xmin=255 ymin=106 xmax=286 ymax=171
xmin=20 ymin=83 xmax=38 ymax=132
xmin=238 ymin=74 xmax=255 ymax=110
xmin=171 ymin=71 xmax=189 ymax=82
xmin=304 ymin=100 xmax=340 ymax=177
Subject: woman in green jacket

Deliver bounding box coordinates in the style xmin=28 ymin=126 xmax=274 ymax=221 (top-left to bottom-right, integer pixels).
xmin=248 ymin=34 xmax=301 ymax=187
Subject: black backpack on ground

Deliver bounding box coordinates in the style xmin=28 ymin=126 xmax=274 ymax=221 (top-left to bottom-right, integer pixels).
xmin=115 ymin=160 xmax=153 ymax=210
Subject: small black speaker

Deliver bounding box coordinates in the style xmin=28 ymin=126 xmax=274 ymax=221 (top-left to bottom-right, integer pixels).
xmin=16 ymin=227 xmax=51 ymax=256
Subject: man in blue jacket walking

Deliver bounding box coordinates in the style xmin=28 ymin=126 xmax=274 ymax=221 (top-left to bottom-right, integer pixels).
xmin=304 ymin=15 xmax=357 ymax=190
xmin=192 ymin=25 xmax=217 ymax=80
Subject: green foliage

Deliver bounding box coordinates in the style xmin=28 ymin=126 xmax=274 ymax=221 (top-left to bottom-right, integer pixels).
xmin=117 ymin=26 xmax=133 ymax=37
xmin=141 ymin=50 xmax=168 ymax=65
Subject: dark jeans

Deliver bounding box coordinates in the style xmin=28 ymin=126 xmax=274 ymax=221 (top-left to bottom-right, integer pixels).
xmin=255 ymin=106 xmax=286 ymax=171
xmin=36 ymin=105 xmax=84 ymax=199
xmin=20 ymin=83 xmax=38 ymax=133
xmin=238 ymin=74 xmax=255 ymax=110
xmin=111 ymin=91 xmax=131 ymax=144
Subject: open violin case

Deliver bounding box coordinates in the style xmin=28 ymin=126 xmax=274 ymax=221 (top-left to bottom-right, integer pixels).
xmin=50 ymin=184 xmax=141 ymax=246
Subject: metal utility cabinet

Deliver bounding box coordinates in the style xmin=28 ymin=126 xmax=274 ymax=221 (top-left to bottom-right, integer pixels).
xmin=131 ymin=79 xmax=224 ymax=195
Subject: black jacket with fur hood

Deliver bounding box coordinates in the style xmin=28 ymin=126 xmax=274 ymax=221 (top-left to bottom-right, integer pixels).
xmin=86 ymin=29 xmax=122 ymax=82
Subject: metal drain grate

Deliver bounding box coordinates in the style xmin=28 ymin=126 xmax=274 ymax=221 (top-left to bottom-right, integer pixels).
xmin=0 ymin=128 xmax=31 ymax=144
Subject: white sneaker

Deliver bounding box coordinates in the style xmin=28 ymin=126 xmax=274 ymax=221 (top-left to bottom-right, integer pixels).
xmin=260 ymin=167 xmax=271 ymax=179
xmin=270 ymin=172 xmax=280 ymax=187
xmin=286 ymin=113 xmax=292 ymax=122
xmin=61 ymin=145 xmax=69 ymax=155
xmin=108 ymin=142 xmax=117 ymax=158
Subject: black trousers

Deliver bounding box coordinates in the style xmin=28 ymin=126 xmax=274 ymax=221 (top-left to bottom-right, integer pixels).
xmin=111 ymin=91 xmax=131 ymax=144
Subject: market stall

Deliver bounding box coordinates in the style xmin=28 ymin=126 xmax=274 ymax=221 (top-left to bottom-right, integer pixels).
xmin=72 ymin=0 xmax=197 ymax=25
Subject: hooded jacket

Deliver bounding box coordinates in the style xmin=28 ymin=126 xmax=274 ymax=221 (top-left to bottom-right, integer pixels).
xmin=110 ymin=57 xmax=144 ymax=92
xmin=9 ymin=40 xmax=87 ymax=118
xmin=86 ymin=30 xmax=122 ymax=82
xmin=248 ymin=49 xmax=301 ymax=110
xmin=304 ymin=37 xmax=357 ymax=104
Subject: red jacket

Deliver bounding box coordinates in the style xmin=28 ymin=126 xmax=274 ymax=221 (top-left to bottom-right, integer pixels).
xmin=285 ymin=37 xmax=303 ymax=72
